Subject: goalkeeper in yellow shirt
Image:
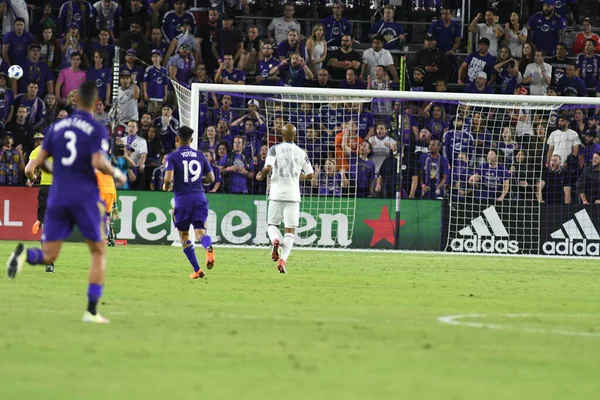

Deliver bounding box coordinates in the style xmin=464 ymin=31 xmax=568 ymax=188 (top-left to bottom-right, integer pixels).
xmin=96 ymin=167 xmax=118 ymax=247
xmin=26 ymin=133 xmax=55 ymax=273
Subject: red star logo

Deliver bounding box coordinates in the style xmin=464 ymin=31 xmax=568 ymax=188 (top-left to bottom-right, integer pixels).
xmin=363 ymin=205 xmax=406 ymax=247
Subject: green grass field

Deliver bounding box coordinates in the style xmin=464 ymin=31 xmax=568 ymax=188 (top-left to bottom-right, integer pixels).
xmin=1 ymin=241 xmax=599 ymax=400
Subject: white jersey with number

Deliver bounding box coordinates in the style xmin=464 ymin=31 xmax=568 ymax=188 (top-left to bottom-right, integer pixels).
xmin=266 ymin=142 xmax=314 ymax=203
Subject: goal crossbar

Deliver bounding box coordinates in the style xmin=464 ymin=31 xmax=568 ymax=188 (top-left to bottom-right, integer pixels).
xmin=191 ymin=83 xmax=599 ymax=106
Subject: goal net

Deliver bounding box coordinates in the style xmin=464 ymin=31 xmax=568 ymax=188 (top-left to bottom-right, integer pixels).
xmin=172 ymin=83 xmax=599 ymax=256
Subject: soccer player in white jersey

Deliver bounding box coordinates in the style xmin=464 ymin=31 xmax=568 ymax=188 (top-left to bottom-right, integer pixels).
xmin=256 ymin=124 xmax=314 ymax=273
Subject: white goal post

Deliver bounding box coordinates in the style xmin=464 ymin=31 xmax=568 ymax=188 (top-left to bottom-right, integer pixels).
xmin=172 ymin=81 xmax=600 ymax=256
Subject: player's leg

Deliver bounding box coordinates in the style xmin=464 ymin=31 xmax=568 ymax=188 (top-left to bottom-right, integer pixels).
xmin=267 ymin=201 xmax=284 ymax=262
xmin=173 ymin=200 xmax=204 ymax=279
xmin=193 ymin=198 xmax=214 ymax=269
xmin=7 ymin=240 xmax=62 ymax=278
xmin=73 ymin=200 xmax=110 ymax=323
xmin=277 ymin=203 xmax=300 ymax=274
xmin=81 ymin=239 xmax=109 ymax=323
xmin=37 ymin=185 xmax=55 ymax=272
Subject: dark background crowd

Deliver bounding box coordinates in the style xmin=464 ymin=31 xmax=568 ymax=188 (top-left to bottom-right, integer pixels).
xmin=0 ymin=0 xmax=599 ymax=204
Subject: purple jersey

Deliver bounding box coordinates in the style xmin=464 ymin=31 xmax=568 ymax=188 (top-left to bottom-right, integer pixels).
xmin=161 ymin=10 xmax=196 ymax=42
xmin=369 ymin=21 xmax=405 ymax=50
xmin=86 ymin=66 xmax=112 ymax=102
xmin=464 ymin=52 xmax=495 ymax=84
xmin=475 ymin=163 xmax=510 ymax=199
xmin=277 ymin=41 xmax=306 ymax=60
xmin=527 ymin=12 xmax=565 ymax=57
xmin=576 ymin=54 xmax=600 ymax=88
xmin=165 ymin=144 xmax=212 ymax=196
xmin=442 ymin=129 xmax=475 ymax=164
xmin=426 ymin=118 xmax=448 ymax=140
xmin=428 ymin=19 xmax=462 ymax=54
xmin=2 ymin=31 xmax=35 ymax=67
xmin=320 ymin=15 xmax=352 ymax=47
xmin=258 ymin=57 xmax=279 ymax=78
xmin=19 ymin=60 xmax=54 ymax=97
xmin=43 ymin=110 xmax=108 ymax=206
xmin=143 ymin=65 xmax=169 ymax=101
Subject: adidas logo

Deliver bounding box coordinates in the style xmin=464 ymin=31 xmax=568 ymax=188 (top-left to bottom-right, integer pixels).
xmin=542 ymin=209 xmax=600 ymax=256
xmin=450 ymin=206 xmax=519 ymax=254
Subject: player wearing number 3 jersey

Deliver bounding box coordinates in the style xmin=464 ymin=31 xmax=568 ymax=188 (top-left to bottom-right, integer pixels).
xmin=6 ymin=81 xmax=127 ymax=324
xmin=256 ymin=124 xmax=314 ymax=273
xmin=163 ymin=126 xmax=216 ymax=279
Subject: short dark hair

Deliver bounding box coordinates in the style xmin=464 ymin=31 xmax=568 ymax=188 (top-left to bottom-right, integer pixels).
xmin=78 ymin=81 xmax=99 ymax=108
xmin=28 ymin=80 xmax=39 ymax=87
xmin=178 ymin=126 xmax=194 ymax=142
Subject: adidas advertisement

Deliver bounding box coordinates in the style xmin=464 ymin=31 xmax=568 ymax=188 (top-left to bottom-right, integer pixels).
xmin=541 ymin=207 xmax=600 ymax=256
xmin=445 ymin=202 xmax=539 ymax=255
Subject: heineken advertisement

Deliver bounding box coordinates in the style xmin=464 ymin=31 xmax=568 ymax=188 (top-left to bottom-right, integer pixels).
xmin=113 ymin=191 xmax=442 ymax=250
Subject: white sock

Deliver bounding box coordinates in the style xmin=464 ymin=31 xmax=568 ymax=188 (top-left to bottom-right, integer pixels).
xmin=267 ymin=225 xmax=282 ymax=245
xmin=281 ymin=233 xmax=294 ymax=261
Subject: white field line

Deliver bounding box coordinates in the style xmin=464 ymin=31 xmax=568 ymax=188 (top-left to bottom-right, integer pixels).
xmin=438 ymin=314 xmax=600 ymax=338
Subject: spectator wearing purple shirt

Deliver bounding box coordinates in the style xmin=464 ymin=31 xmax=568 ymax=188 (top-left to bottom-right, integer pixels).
xmin=219 ymin=135 xmax=254 ymax=194
xmin=161 ymin=0 xmax=196 ymax=43
xmin=576 ymin=39 xmax=600 ymax=89
xmin=277 ymin=29 xmax=306 ymax=61
xmin=120 ymin=49 xmax=145 ymax=83
xmin=527 ymin=0 xmax=565 ymax=57
xmin=495 ymin=57 xmax=523 ymax=94
xmin=214 ymin=54 xmax=246 ymax=85
xmin=168 ymin=43 xmax=195 ymax=85
xmin=255 ymin=43 xmax=280 ymax=86
xmin=350 ymin=141 xmax=376 ymax=198
xmin=339 ymin=69 xmax=366 ymax=90
xmin=320 ymin=1 xmax=352 ymax=48
xmin=470 ymin=149 xmax=510 ymax=201
xmin=458 ymin=38 xmax=496 ymax=85
xmin=0 ymin=73 xmax=14 ymax=128
xmin=270 ymin=52 xmax=313 ymax=87
xmin=369 ymin=5 xmax=406 ymax=51
xmin=18 ymin=44 xmax=54 ymax=98
xmin=2 ymin=17 xmax=35 ymax=67
xmin=419 ymin=140 xmax=449 ymax=200
xmin=464 ymin=71 xmax=494 ymax=94
xmin=87 ymin=29 xmax=115 ymax=66
xmin=58 ymin=0 xmax=95 ymax=40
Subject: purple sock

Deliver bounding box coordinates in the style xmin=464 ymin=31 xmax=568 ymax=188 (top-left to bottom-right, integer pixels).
xmin=26 ymin=248 xmax=44 ymax=265
xmin=200 ymin=235 xmax=212 ymax=250
xmin=182 ymin=240 xmax=201 ymax=272
xmin=87 ymin=283 xmax=103 ymax=302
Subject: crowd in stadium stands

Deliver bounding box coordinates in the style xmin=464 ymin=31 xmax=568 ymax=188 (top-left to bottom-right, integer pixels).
xmin=0 ymin=0 xmax=599 ymax=204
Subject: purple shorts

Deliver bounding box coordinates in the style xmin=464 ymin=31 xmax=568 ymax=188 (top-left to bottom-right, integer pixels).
xmin=173 ymin=194 xmax=208 ymax=232
xmin=42 ymin=199 xmax=106 ymax=242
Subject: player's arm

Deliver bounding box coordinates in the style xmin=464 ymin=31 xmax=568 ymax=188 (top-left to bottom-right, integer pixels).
xmin=163 ymin=170 xmax=174 ymax=191
xmin=25 ymin=148 xmax=52 ymax=176
xmin=203 ymin=171 xmax=215 ymax=184
xmin=92 ymin=152 xmax=127 ymax=186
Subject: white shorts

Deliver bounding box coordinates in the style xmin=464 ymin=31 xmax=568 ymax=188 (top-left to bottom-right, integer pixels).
xmin=267 ymin=201 xmax=300 ymax=228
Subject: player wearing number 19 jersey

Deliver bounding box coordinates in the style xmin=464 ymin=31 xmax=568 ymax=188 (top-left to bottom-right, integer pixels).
xmin=163 ymin=126 xmax=216 ymax=279
xmin=6 ymin=81 xmax=127 ymax=324
xmin=256 ymin=124 xmax=314 ymax=273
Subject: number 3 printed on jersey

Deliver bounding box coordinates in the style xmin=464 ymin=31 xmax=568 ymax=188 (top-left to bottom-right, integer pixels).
xmin=61 ymin=130 xmax=78 ymax=166
xmin=183 ymin=160 xmax=202 ymax=182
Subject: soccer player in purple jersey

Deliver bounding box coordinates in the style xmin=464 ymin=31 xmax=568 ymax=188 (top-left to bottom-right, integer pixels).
xmin=6 ymin=81 xmax=126 ymax=323
xmin=162 ymin=125 xmax=216 ymax=279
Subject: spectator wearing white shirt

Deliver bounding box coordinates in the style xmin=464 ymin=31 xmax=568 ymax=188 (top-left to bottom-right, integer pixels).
xmin=360 ymin=35 xmax=398 ymax=83
xmin=267 ymin=2 xmax=301 ymax=44
xmin=522 ymin=50 xmax=552 ymax=95
xmin=468 ymin=9 xmax=503 ymax=57
xmin=547 ymin=114 xmax=581 ymax=167
xmin=504 ymin=12 xmax=527 ymax=58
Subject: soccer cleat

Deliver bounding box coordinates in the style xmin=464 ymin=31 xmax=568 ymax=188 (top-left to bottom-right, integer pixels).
xmin=45 ymin=264 xmax=55 ymax=273
xmin=190 ymin=269 xmax=206 ymax=279
xmin=271 ymin=239 xmax=281 ymax=262
xmin=6 ymin=243 xmax=26 ymax=279
xmin=31 ymin=220 xmax=41 ymax=235
xmin=82 ymin=311 xmax=110 ymax=324
xmin=277 ymin=259 xmax=287 ymax=274
xmin=206 ymin=246 xmax=215 ymax=269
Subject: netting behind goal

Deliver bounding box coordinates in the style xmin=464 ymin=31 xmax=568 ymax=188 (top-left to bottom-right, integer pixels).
xmin=169 ymin=83 xmax=600 ymax=256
